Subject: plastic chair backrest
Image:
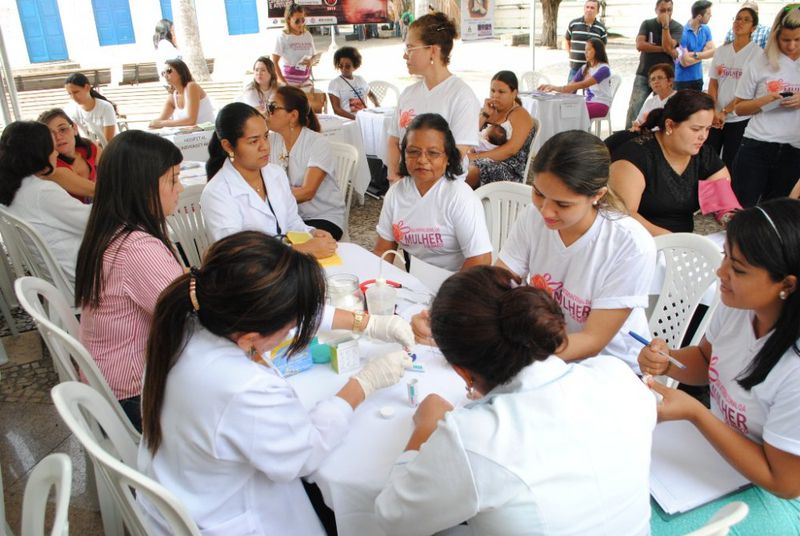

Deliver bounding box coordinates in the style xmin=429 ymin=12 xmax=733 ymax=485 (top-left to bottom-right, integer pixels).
xmin=684 ymin=501 xmax=749 ymax=536
xmin=408 ymin=254 xmax=454 ymax=294
xmin=0 ymin=205 xmax=75 ymax=307
xmin=329 ymin=141 xmax=358 ymax=241
xmin=521 ymin=118 xmax=540 ymax=184
xmin=475 ymin=182 xmax=532 ymax=260
xmin=649 ymin=233 xmax=722 ymax=349
xmin=15 ymin=277 xmax=140 ymax=444
xmin=368 ymin=80 xmax=401 ymax=106
xmin=608 ymin=73 xmax=623 ymax=102
xmin=51 ymin=382 xmax=201 ymax=536
xmin=519 ymin=71 xmax=550 ymax=92
xmin=21 ymin=453 xmax=72 ymax=536
xmin=166 ymin=184 xmax=212 ymax=268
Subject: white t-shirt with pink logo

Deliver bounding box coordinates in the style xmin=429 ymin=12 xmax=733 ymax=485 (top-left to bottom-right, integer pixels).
xmin=498 ymin=206 xmax=656 ymax=370
xmin=736 ymin=51 xmax=800 ymax=147
xmin=376 ymin=176 xmax=491 ymax=272
xmin=705 ymin=303 xmax=800 ymax=455
xmin=388 ymin=75 xmax=480 ymax=148
xmin=710 ymin=41 xmax=761 ymax=124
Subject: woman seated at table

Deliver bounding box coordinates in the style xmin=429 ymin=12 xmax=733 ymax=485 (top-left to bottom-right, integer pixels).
xmin=640 ymin=199 xmax=800 ymax=534
xmin=609 ymin=90 xmax=732 ymax=235
xmin=374 ymin=113 xmax=492 ymax=272
xmin=538 ymin=38 xmax=613 ymax=119
xmin=148 ymin=59 xmax=216 ymax=129
xmin=237 ymin=56 xmax=279 ymax=116
xmin=466 ymin=70 xmax=536 ymax=187
xmin=38 ymin=108 xmax=98 ymax=201
xmin=0 ymin=121 xmax=91 ymax=285
xmin=75 ymin=130 xmax=185 ymax=431
xmin=138 ymin=231 xmax=412 ymax=535
xmin=376 ymin=265 xmax=655 ymax=535
xmin=267 ymin=86 xmax=345 ymax=240
xmin=327 ymin=46 xmax=379 ymax=120
xmin=631 ymin=62 xmax=676 ymax=131
xmin=64 ymin=72 xmax=118 ymax=146
xmin=203 ymin=102 xmax=336 ymax=259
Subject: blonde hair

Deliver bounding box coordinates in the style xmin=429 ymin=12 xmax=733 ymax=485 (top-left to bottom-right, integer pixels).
xmin=764 ymin=5 xmax=800 ymax=70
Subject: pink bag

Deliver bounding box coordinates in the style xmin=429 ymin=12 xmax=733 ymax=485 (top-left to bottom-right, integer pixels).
xmin=698 ymin=179 xmax=742 ymax=221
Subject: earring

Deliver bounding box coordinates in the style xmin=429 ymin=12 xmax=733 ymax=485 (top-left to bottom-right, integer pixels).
xmin=592 ymin=201 xmax=598 ymax=207
xmin=666 ymin=130 xmax=672 ymax=136
xmin=430 ymin=57 xmax=434 ymax=65
xmin=780 ymin=290 xmax=788 ymax=300
xmin=465 ymin=381 xmax=481 ymax=400
xmin=228 ymin=152 xmax=235 ymax=162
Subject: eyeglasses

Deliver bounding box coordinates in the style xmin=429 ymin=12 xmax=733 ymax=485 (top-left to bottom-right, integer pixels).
xmin=404 ymin=44 xmax=432 ymax=54
xmin=405 ymin=148 xmax=445 ymax=160
xmin=291 ymin=17 xmax=305 ymax=23
xmin=161 ymin=68 xmax=173 ymax=76
xmin=649 ymin=75 xmax=668 ymax=82
xmin=50 ymin=125 xmax=73 ymax=137
xmin=266 ymin=102 xmax=286 ymax=114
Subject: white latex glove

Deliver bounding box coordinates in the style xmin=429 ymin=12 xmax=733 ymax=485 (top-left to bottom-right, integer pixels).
xmin=363 ymin=315 xmax=415 ymax=348
xmin=353 ymin=351 xmax=412 ymax=397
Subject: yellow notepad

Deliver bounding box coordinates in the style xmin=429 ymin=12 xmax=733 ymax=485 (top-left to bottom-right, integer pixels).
xmin=286 ymin=232 xmax=342 ymax=267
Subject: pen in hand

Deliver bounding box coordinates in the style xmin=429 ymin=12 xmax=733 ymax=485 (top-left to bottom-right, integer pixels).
xmin=627 ymin=331 xmax=687 ymax=370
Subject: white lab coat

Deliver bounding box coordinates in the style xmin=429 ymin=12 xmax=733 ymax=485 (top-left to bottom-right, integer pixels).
xmin=137 ymin=322 xmax=353 ymax=535
xmin=375 ymin=355 xmax=656 ymax=536
xmin=201 ymin=159 xmax=312 ymax=242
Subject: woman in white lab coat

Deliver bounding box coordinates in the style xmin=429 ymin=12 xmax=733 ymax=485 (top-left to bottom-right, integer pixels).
xmin=138 ymin=231 xmax=412 ymax=535
xmin=375 ymin=265 xmax=656 ymax=535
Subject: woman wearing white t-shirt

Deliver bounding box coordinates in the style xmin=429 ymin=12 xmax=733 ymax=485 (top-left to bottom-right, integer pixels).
xmin=202 ymin=102 xmax=336 ymax=260
xmin=731 ymin=7 xmax=800 ymax=207
xmin=387 ymin=12 xmax=480 ymax=182
xmin=237 ymin=56 xmax=279 ymax=115
xmin=641 ymin=199 xmax=800 ymax=533
xmin=707 ymin=6 xmax=761 ymax=173
xmin=149 ymin=59 xmax=216 ymax=128
xmin=327 ymin=46 xmax=379 ymax=120
xmin=267 ymin=86 xmax=345 ymax=239
xmin=631 ymin=62 xmax=676 ymax=131
xmin=272 ymin=4 xmax=315 ymax=90
xmin=539 ymin=38 xmax=613 ymax=119
xmin=377 ymin=266 xmax=655 ymax=535
xmin=153 ymin=19 xmax=181 ymax=77
xmin=374 ymin=113 xmax=492 ymax=272
xmin=64 ymin=72 xmax=117 ymax=147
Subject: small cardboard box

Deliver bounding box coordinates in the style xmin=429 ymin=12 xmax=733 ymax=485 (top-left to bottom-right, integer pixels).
xmin=330 ymin=337 xmax=361 ymax=374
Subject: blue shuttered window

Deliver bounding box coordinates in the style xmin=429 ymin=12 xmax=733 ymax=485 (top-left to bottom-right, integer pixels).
xmin=225 ymin=0 xmax=258 ymax=35
xmin=91 ymin=0 xmax=136 ymax=46
xmin=160 ymin=0 xmax=173 ymax=21
xmin=16 ymin=0 xmax=69 ymax=63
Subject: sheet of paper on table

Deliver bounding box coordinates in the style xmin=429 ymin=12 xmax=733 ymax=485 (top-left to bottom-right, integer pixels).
xmin=286 ymin=231 xmax=343 ymax=267
xmin=650 ymin=420 xmax=750 ymax=514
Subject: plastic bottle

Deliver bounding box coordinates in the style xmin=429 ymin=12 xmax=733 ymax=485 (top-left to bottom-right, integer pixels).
xmin=366 ymin=277 xmax=396 ymax=316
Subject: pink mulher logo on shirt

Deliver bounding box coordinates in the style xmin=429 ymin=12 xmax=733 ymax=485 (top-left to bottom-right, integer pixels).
xmin=716 ymin=65 xmax=743 ymax=80
xmin=529 ymin=273 xmax=591 ymax=323
xmin=392 ymin=221 xmax=410 ymax=242
xmin=394 ymin=221 xmax=444 ymax=250
xmin=708 ymin=355 xmax=749 ymax=435
xmin=766 ymin=79 xmax=784 ymax=93
xmin=399 ymin=109 xmax=416 ymax=129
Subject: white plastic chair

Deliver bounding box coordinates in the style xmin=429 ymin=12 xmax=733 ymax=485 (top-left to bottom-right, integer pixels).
xmin=408 ymin=254 xmax=454 ymax=294
xmin=0 ymin=205 xmax=75 ymax=308
xmin=685 ymin=501 xmax=749 ymax=536
xmin=51 ymin=382 xmax=201 ymax=536
xmin=519 ymin=71 xmax=550 ymax=92
xmin=589 ymin=73 xmax=622 ymax=137
xmin=520 ymin=118 xmax=541 ymax=184
xmin=368 ymin=80 xmax=401 ymax=106
xmin=21 ymin=453 xmax=72 ymax=536
xmin=475 ymin=182 xmax=532 ymax=261
xmin=329 ymin=141 xmax=359 ymax=241
xmin=166 ymin=184 xmax=212 ymax=268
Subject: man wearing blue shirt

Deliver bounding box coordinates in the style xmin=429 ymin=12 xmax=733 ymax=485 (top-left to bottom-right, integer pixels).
xmin=675 ymin=0 xmax=715 ymax=90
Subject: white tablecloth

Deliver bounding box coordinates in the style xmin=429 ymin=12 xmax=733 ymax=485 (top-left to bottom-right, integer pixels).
xmin=520 ymin=93 xmax=591 ymax=153
xmin=318 ymin=114 xmax=372 ymax=198
xmin=355 ymin=107 xmax=395 ymax=167
xmin=157 ymin=129 xmax=214 ymax=163
xmin=288 ymin=243 xmax=465 ymax=536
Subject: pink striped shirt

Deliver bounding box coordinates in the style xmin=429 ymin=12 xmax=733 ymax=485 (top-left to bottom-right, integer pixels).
xmin=79 ymin=230 xmax=183 ymax=400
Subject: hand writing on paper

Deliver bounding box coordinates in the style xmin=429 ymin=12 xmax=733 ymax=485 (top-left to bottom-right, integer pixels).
xmin=637 ymin=337 xmax=671 ymax=376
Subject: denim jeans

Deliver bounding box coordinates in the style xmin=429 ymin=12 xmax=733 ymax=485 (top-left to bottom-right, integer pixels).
xmin=625 ymin=74 xmax=651 ymax=129
xmin=732 ymin=137 xmax=800 ymax=207
xmin=567 ymin=66 xmax=580 ymax=84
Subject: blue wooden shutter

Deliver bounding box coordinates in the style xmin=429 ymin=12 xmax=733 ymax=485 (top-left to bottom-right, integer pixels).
xmin=225 ymin=0 xmax=258 ymax=35
xmin=160 ymin=0 xmax=173 ymax=21
xmin=16 ymin=0 xmax=68 ymax=63
xmin=91 ymin=0 xmax=136 ymax=46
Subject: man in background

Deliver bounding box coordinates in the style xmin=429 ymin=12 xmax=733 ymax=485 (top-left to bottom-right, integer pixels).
xmin=674 ymin=0 xmax=715 ymax=90
xmin=564 ymin=0 xmax=608 ymax=83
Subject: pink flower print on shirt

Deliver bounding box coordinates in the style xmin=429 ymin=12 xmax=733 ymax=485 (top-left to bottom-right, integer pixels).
xmin=766 ymin=79 xmax=784 ymax=93
xmin=708 ymin=355 xmax=720 ymax=383
xmin=399 ymin=109 xmax=416 ymax=129
xmin=393 ymin=221 xmax=410 ymax=242
xmin=716 ymin=64 xmax=726 ymax=78
xmin=530 ymin=273 xmax=562 ymax=296
xmin=530 ymin=273 xmax=591 ymax=323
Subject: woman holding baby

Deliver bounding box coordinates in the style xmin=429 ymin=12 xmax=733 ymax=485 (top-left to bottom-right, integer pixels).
xmin=466 ymin=71 xmax=536 ymax=188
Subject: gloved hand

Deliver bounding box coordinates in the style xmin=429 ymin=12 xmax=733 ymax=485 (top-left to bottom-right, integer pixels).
xmin=363 ymin=315 xmax=415 ymax=348
xmin=353 ymin=351 xmax=413 ymax=397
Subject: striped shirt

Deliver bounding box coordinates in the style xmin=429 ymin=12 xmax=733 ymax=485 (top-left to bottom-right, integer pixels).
xmin=79 ymin=230 xmax=183 ymax=400
xmin=565 ymin=17 xmax=608 ymax=69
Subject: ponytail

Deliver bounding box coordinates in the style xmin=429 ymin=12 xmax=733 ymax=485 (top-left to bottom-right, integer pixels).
xmin=305 ymin=107 xmax=320 ymax=132
xmin=89 ymin=88 xmax=119 ymax=116
xmin=206 ymin=132 xmax=228 ymax=179
xmin=205 ymin=102 xmax=264 ymax=180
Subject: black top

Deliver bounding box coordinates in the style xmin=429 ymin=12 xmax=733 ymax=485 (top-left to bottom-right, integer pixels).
xmin=636 ymin=18 xmax=683 ymax=77
xmin=612 ymin=134 xmax=725 ymax=233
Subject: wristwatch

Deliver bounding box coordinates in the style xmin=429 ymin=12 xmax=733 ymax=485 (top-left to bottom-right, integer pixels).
xmin=352 ymin=311 xmax=368 ymax=332
xmin=692 ymin=52 xmax=699 ymax=60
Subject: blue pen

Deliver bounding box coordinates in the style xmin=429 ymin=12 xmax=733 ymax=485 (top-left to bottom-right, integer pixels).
xmin=628 ymin=331 xmax=687 ymax=370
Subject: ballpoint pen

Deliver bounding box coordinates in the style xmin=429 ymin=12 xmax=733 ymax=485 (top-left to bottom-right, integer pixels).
xmin=628 ymin=331 xmax=687 ymax=370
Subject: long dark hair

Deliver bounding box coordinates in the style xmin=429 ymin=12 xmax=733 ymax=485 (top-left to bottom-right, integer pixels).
xmin=431 ymin=265 xmax=566 ymax=392
xmin=398 ymin=113 xmax=462 ymax=179
xmin=276 ymin=85 xmax=320 ymax=133
xmin=728 ymin=199 xmax=800 ymax=390
xmin=141 ymin=231 xmax=326 ymax=453
xmin=165 ymin=58 xmax=193 ymax=89
xmin=491 ymin=70 xmax=522 ymax=105
xmin=153 ymin=18 xmax=174 ymax=48
xmin=641 ymin=89 xmax=714 ymax=132
xmin=37 ymin=108 xmax=96 ymax=165
xmin=0 ymin=121 xmax=55 ymax=206
xmin=206 ymin=102 xmax=264 ymax=179
xmin=64 ymin=73 xmax=118 ymax=116
xmin=74 ymin=131 xmax=182 ymax=309
xmin=582 ymin=37 xmax=609 ymax=76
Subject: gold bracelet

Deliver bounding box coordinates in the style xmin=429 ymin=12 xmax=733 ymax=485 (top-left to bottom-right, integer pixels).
xmin=352 ymin=311 xmax=367 ymax=332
